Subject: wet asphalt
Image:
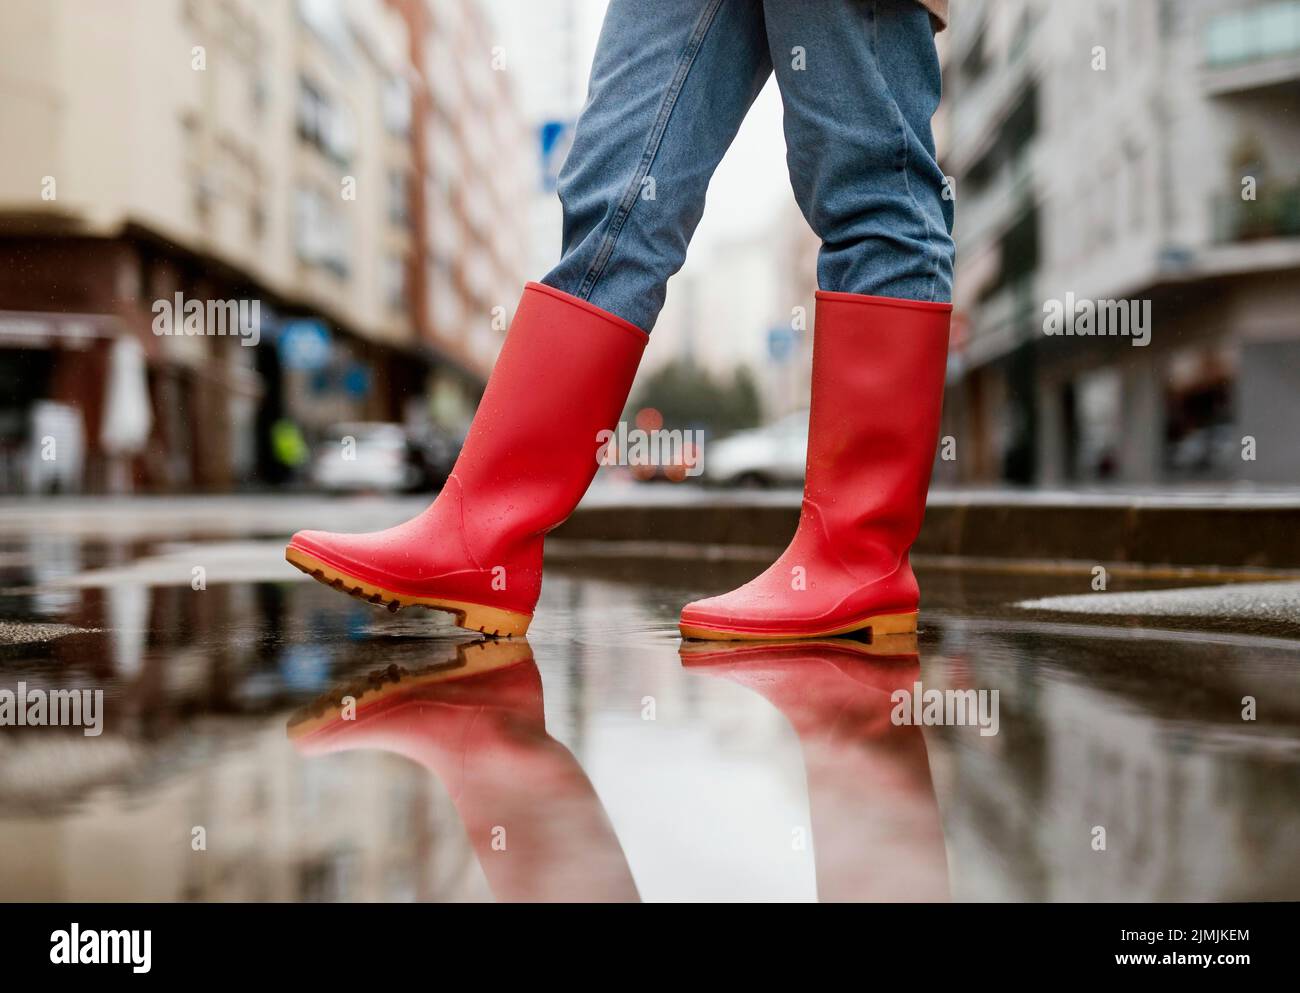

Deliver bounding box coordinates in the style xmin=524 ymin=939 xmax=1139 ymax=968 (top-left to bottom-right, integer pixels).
xmin=0 ymin=496 xmax=1298 ymax=902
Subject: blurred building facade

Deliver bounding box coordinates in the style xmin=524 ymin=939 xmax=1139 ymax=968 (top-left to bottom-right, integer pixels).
xmin=940 ymin=0 xmax=1300 ymax=486
xmin=481 ymin=0 xmax=600 ymax=281
xmin=0 ymin=0 xmax=529 ymax=494
xmin=648 ymin=200 xmax=818 ymax=424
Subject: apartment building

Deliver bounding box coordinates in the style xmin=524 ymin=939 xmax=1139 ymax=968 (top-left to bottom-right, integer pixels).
xmin=645 ymin=202 xmax=818 ymax=429
xmin=0 ymin=0 xmax=529 ymax=493
xmin=480 ymin=0 xmax=605 ymax=281
xmin=403 ymin=0 xmax=532 ymax=431
xmin=940 ymin=0 xmax=1300 ymax=486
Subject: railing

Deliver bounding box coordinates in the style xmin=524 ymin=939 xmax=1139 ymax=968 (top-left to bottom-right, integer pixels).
xmin=949 ymin=54 xmax=1034 ymax=163
xmin=967 ymin=276 xmax=1038 ymax=366
xmin=956 ymin=143 xmax=1038 ymax=253
xmin=1212 ymin=186 xmax=1300 ymax=243
xmin=1204 ymin=0 xmax=1300 ymax=67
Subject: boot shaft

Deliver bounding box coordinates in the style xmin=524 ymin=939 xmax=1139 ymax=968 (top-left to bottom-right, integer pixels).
xmin=452 ymin=282 xmax=648 ymax=548
xmin=804 ymin=291 xmax=952 ymax=566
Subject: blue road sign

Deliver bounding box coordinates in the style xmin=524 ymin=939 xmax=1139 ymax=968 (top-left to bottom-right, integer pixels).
xmin=278 ymin=319 xmax=332 ymax=371
xmin=768 ymin=326 xmax=796 ymax=363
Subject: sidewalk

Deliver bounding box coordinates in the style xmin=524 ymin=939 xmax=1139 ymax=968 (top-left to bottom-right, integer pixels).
xmin=2 ymin=485 xmax=1298 ymax=571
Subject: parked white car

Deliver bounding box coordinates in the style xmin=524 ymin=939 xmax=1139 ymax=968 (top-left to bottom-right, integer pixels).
xmin=703 ymin=409 xmax=809 ymax=488
xmin=311 ymin=422 xmax=421 ymax=493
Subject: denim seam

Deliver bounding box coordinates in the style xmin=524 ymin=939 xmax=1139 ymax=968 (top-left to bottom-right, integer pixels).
xmin=576 ymin=0 xmax=726 ymax=302
xmin=872 ymin=0 xmax=944 ymax=303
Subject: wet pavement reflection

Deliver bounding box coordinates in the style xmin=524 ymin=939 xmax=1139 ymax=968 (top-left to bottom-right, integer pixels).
xmin=1 ymin=529 xmax=1299 ymax=901
xmin=288 ymin=640 xmax=638 ymax=902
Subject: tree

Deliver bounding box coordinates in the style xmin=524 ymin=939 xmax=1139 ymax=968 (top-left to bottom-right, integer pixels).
xmin=628 ymin=359 xmax=762 ymax=437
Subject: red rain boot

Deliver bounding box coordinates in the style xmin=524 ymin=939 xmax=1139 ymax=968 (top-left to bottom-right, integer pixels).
xmin=679 ymin=637 xmax=950 ymax=902
xmin=680 ymin=291 xmax=951 ymax=641
xmin=289 ymin=639 xmax=639 ymax=902
xmin=288 ymin=639 xmax=542 ymax=761
xmin=286 ymin=283 xmax=646 ymax=637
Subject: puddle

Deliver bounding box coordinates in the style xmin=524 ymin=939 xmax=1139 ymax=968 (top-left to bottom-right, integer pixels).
xmin=1 ymin=534 xmax=1298 ymax=901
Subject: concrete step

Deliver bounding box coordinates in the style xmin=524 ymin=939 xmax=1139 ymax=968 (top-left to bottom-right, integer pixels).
xmin=557 ymin=488 xmax=1300 ymax=572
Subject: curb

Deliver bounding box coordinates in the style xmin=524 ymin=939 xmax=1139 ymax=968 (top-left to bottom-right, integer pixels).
xmin=554 ymin=495 xmax=1300 ymax=571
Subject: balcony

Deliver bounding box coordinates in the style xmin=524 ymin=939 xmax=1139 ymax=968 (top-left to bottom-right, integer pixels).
xmin=955 ymin=142 xmax=1039 ymax=255
xmin=1202 ymin=1 xmax=1300 ymax=95
xmin=947 ymin=64 xmax=1038 ymax=187
xmin=1212 ymin=185 xmax=1300 ymax=243
xmin=964 ymin=276 xmax=1038 ymax=369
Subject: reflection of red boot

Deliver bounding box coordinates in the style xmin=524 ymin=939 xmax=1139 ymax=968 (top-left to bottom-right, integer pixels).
xmin=286 ymin=283 xmax=646 ymax=638
xmin=289 ymin=639 xmax=542 ymax=788
xmin=289 ymin=639 xmax=638 ymax=903
xmin=681 ymin=636 xmax=950 ymax=902
xmin=680 ymin=292 xmax=950 ymax=641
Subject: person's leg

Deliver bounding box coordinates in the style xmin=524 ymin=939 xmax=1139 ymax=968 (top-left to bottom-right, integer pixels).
xmin=764 ymin=0 xmax=953 ymax=301
xmin=679 ymin=0 xmax=955 ymax=642
xmin=289 ymin=2 xmax=772 ymax=636
xmin=542 ymin=0 xmax=774 ymax=332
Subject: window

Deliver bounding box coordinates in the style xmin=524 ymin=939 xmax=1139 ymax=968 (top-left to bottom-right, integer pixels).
xmin=249 ymin=201 xmax=266 ymax=242
xmin=386 ymin=170 xmax=410 ymax=226
xmin=381 ymin=254 xmax=407 ymax=312
xmin=959 ymin=30 xmax=990 ymax=84
xmin=252 ymin=73 xmax=269 ymax=119
xmin=1126 ymin=145 xmax=1146 ymax=232
xmin=297 ymin=77 xmax=326 ymax=143
xmin=295 ymin=186 xmax=350 ymax=277
xmin=297 ymin=0 xmax=353 ymax=60
xmin=382 ymin=75 xmax=411 ymax=136
xmin=1205 ymin=1 xmax=1300 ymax=67
xmin=296 ymin=76 xmax=354 ymax=164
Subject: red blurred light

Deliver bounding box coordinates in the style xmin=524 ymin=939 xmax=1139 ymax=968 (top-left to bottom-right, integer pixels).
xmin=635 ymin=407 xmax=663 ymax=431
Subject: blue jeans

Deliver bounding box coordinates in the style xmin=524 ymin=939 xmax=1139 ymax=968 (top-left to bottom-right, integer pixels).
xmin=542 ymin=0 xmax=955 ymax=333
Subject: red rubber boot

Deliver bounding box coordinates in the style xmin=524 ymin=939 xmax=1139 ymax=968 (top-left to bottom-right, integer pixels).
xmin=679 ymin=638 xmax=950 ymax=902
xmin=286 ymin=283 xmax=646 ymax=637
xmin=680 ymin=291 xmax=951 ymax=641
xmin=289 ymin=640 xmax=639 ymax=902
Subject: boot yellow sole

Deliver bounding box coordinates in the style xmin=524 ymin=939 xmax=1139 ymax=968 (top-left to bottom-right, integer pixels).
xmin=678 ymin=609 xmax=917 ymax=643
xmin=285 ymin=546 xmax=532 ymax=637
xmin=679 ymin=631 xmax=917 ymax=660
xmin=288 ymin=638 xmax=534 ymax=740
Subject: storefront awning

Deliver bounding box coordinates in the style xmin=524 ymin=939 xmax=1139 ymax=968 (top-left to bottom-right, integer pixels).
xmin=0 ymin=311 xmax=122 ymax=350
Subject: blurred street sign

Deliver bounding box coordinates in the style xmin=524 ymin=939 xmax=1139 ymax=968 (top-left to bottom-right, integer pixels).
xmin=768 ymin=326 xmax=796 ymax=363
xmin=539 ymin=120 xmax=573 ymax=193
xmin=278 ymin=319 xmax=331 ymax=371
xmin=343 ymin=363 xmax=371 ymax=398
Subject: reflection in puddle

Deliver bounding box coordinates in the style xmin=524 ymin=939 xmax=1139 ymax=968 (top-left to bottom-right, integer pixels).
xmin=1 ymin=539 xmax=1299 ymax=901
xmin=289 ymin=639 xmax=639 ymax=902
xmin=681 ymin=636 xmax=950 ymax=902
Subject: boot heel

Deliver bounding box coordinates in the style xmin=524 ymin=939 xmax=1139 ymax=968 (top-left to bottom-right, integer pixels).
xmin=860 ymin=610 xmax=918 ymax=638
xmin=454 ymin=602 xmax=532 ymax=638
